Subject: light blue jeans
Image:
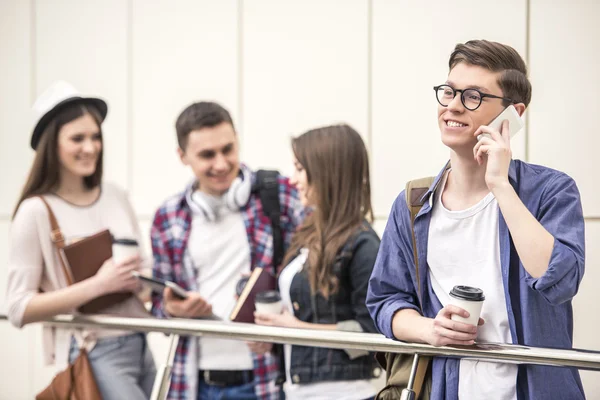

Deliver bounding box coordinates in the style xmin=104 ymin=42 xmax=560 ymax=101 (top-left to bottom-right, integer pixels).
xmin=69 ymin=333 xmax=156 ymax=400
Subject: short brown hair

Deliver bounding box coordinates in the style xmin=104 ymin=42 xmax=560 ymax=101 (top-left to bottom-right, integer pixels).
xmin=175 ymin=101 xmax=234 ymax=149
xmin=449 ymin=40 xmax=532 ymax=107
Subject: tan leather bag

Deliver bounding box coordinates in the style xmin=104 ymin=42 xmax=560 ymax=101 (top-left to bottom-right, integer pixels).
xmin=39 ymin=197 xmax=131 ymax=313
xmin=36 ymin=347 xmax=102 ymax=400
xmin=35 ymin=197 xmax=103 ymax=400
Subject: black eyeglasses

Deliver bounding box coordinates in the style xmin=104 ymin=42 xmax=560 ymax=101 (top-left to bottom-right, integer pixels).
xmin=433 ymin=84 xmax=513 ymax=111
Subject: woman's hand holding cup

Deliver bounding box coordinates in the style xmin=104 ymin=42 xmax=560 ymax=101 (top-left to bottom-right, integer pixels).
xmin=94 ymin=254 xmax=141 ymax=295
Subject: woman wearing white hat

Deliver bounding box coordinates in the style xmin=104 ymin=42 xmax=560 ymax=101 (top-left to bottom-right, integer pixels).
xmin=5 ymin=81 xmax=156 ymax=399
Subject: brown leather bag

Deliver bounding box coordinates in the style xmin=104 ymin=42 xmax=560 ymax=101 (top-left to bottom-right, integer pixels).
xmin=36 ymin=347 xmax=102 ymax=400
xmin=35 ymin=196 xmax=107 ymax=399
xmin=39 ymin=197 xmax=131 ymax=313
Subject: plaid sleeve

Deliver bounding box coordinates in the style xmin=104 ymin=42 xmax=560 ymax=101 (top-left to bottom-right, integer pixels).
xmin=277 ymin=175 xmax=304 ymax=250
xmin=253 ymin=352 xmax=282 ymax=400
xmin=150 ymin=207 xmax=174 ymax=319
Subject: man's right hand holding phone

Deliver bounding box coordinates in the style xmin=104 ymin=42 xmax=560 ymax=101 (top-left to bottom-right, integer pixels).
xmin=163 ymin=287 xmax=213 ymax=318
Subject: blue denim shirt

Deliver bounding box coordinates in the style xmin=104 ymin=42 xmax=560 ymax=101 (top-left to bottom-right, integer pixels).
xmin=367 ymin=160 xmax=586 ymax=400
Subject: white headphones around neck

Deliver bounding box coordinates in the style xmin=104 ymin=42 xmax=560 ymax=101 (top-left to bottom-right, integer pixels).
xmin=190 ymin=168 xmax=252 ymax=222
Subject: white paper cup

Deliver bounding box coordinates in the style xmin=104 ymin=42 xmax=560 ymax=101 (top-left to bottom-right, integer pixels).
xmin=112 ymin=238 xmax=139 ymax=264
xmin=255 ymin=290 xmax=283 ymax=315
xmin=448 ymin=285 xmax=485 ymax=327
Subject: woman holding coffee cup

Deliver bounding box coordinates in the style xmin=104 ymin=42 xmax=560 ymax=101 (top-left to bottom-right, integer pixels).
xmin=5 ymin=81 xmax=156 ymax=400
xmin=254 ymin=124 xmax=380 ymax=400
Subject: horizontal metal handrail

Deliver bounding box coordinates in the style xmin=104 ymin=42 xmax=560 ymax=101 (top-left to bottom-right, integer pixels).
xmin=2 ymin=314 xmax=600 ymax=371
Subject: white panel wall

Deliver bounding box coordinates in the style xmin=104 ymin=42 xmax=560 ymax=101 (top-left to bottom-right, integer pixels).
xmin=529 ymin=0 xmax=600 ymax=217
xmin=372 ymin=0 xmax=527 ymax=217
xmin=2 ymin=0 xmax=600 ymax=398
xmin=130 ymin=0 xmax=239 ymax=216
xmin=35 ymin=0 xmax=130 ymax=190
xmin=0 ymin=0 xmax=33 ymax=217
xmin=242 ymin=0 xmax=369 ymax=177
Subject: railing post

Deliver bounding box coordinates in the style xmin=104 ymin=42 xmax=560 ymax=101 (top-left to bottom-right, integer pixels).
xmin=400 ymin=353 xmax=421 ymax=400
xmin=150 ymin=334 xmax=180 ymax=400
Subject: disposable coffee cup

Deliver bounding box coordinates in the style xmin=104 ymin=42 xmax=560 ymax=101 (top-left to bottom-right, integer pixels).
xmin=112 ymin=238 xmax=139 ymax=264
xmin=255 ymin=290 xmax=283 ymax=315
xmin=449 ymin=285 xmax=485 ymax=326
xmin=236 ymin=276 xmax=250 ymax=297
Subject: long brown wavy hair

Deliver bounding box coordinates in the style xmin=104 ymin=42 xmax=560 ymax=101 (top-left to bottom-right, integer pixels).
xmin=13 ymin=103 xmax=104 ymax=218
xmin=284 ymin=124 xmax=374 ymax=298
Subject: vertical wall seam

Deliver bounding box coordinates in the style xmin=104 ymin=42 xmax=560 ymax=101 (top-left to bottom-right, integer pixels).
xmin=30 ymin=0 xmax=36 ymax=105
xmin=367 ymin=0 xmax=374 ymax=215
xmin=367 ymin=0 xmax=373 ymax=159
xmin=126 ymin=0 xmax=134 ymax=193
xmin=238 ymin=0 xmax=244 ymax=143
xmin=525 ymin=0 xmax=531 ymax=162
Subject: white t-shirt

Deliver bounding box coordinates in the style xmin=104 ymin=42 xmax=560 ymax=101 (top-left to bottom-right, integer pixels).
xmin=187 ymin=192 xmax=254 ymax=371
xmin=278 ymin=249 xmax=376 ymax=400
xmin=427 ymin=172 xmax=517 ymax=400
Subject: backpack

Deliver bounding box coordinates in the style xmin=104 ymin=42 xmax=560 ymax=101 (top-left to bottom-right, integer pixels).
xmin=254 ymin=169 xmax=285 ymax=269
xmin=375 ymin=176 xmax=435 ymax=400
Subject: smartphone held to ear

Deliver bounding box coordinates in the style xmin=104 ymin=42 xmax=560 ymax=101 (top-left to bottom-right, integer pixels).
xmin=477 ymin=105 xmax=524 ymax=141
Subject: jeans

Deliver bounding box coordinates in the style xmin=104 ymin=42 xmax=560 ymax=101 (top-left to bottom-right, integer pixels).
xmin=197 ymin=377 xmax=257 ymax=400
xmin=69 ymin=333 xmax=156 ymax=400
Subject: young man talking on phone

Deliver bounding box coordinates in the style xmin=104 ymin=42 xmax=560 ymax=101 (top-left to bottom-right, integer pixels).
xmin=150 ymin=102 xmax=303 ymax=399
xmin=367 ymin=40 xmax=585 ymax=399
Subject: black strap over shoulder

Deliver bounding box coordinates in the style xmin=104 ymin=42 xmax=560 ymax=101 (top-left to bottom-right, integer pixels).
xmin=254 ymin=169 xmax=284 ymax=269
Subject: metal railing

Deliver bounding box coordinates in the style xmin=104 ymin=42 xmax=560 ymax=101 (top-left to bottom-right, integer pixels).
xmin=2 ymin=314 xmax=600 ymax=400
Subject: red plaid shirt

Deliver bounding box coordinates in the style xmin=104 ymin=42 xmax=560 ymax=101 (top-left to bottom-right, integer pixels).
xmin=150 ymin=167 xmax=303 ymax=399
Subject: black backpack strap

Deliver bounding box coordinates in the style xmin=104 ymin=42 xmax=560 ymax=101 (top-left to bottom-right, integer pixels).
xmin=255 ymin=169 xmax=284 ymax=269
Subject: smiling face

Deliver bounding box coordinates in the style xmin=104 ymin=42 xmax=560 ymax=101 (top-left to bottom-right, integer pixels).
xmin=178 ymin=122 xmax=240 ymax=196
xmin=57 ymin=113 xmax=102 ymax=180
xmin=437 ymin=62 xmax=508 ymax=153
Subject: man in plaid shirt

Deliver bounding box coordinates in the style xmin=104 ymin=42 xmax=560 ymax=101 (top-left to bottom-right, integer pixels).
xmin=151 ymin=101 xmax=303 ymax=399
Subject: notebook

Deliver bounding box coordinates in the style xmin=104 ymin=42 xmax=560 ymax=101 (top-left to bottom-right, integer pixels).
xmin=229 ymin=267 xmax=276 ymax=323
xmin=62 ymin=229 xmax=132 ymax=313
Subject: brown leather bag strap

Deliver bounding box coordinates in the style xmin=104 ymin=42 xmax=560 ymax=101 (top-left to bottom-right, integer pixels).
xmin=404 ymin=177 xmax=435 ymax=399
xmin=404 ymin=177 xmax=435 ymax=307
xmin=37 ymin=196 xmax=73 ymax=286
xmin=37 ymin=197 xmax=65 ymax=248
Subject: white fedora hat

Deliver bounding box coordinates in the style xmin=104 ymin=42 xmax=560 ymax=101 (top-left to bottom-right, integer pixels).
xmin=30 ymin=80 xmax=108 ymax=149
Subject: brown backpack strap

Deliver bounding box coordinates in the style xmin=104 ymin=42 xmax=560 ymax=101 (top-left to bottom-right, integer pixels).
xmin=37 ymin=196 xmax=73 ymax=286
xmin=403 ymin=177 xmax=435 ymax=399
xmin=404 ymin=177 xmax=435 ymax=306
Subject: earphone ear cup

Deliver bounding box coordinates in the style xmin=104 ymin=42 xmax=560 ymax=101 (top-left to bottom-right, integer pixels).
xmin=224 ymin=169 xmax=252 ymax=211
xmin=191 ymin=191 xmax=217 ymax=222
xmin=192 ymin=168 xmax=253 ymax=220
xmin=224 ymin=177 xmax=242 ymax=211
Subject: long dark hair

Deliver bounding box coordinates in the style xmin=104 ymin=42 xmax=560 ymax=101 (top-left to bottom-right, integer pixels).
xmin=13 ymin=103 xmax=104 ymax=218
xmin=284 ymin=124 xmax=373 ymax=298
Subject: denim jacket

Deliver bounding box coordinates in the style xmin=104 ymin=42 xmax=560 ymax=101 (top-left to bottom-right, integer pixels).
xmin=286 ymin=223 xmax=382 ymax=384
xmin=367 ymin=160 xmax=586 ymax=400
